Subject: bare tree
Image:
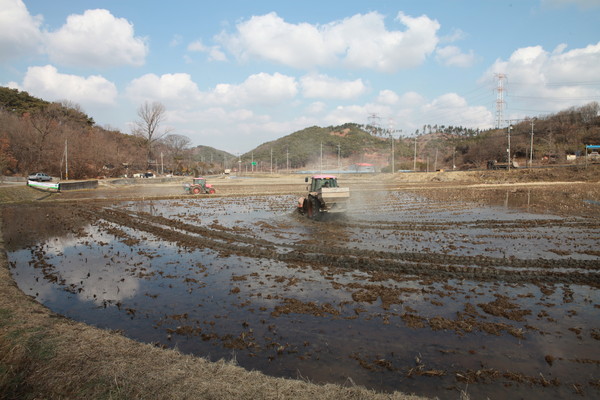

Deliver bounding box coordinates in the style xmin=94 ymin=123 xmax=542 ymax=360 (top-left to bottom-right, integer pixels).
xmin=133 ymin=101 xmax=171 ymax=168
xmin=164 ymin=134 xmax=191 ymax=157
xmin=161 ymin=134 xmax=192 ymax=173
xmin=28 ymin=103 xmax=63 ymax=171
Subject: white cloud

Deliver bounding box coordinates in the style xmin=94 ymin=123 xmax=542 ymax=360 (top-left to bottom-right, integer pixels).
xmin=187 ymin=39 xmax=207 ymax=52
xmin=23 ymin=65 xmax=118 ymax=105
xmin=123 ymin=72 xmax=302 ymax=151
xmin=441 ymin=28 xmax=467 ymax=43
xmin=187 ymin=39 xmax=227 ymax=62
xmin=376 ymin=89 xmax=400 ymax=105
xmin=301 ymin=74 xmax=367 ymax=99
xmin=126 ymin=73 xmax=202 ymax=106
xmin=398 ymin=91 xmax=426 ymax=107
xmin=306 ymin=101 xmax=327 ymax=114
xmin=546 ymin=42 xmax=600 ymax=81
xmin=0 ymin=0 xmax=43 ymax=61
xmin=324 ymin=104 xmax=370 ymax=126
xmin=46 ymin=9 xmax=147 ymax=68
xmin=482 ymin=42 xmax=600 ymax=114
xmin=415 ymin=93 xmax=493 ymax=131
xmin=216 ymin=12 xmax=332 ymax=69
xmin=208 ymin=47 xmax=227 ymax=62
xmin=217 ymin=11 xmax=440 ymax=72
xmin=436 ymin=45 xmax=476 ymax=67
xmin=126 ymin=71 xmax=297 ymax=110
xmin=204 ymin=72 xmax=298 ymax=107
xmin=12 ymin=65 xmax=117 ymax=106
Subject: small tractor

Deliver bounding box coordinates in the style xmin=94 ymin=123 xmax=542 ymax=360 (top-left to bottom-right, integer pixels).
xmin=184 ymin=177 xmax=216 ymax=195
xmin=298 ymin=175 xmax=350 ymax=219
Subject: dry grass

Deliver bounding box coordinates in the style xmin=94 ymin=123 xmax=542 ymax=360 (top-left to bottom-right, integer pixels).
xmin=0 ymin=214 xmax=425 ymax=400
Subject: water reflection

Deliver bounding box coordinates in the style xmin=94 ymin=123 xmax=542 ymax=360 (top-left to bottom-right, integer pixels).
xmin=3 ymin=193 xmax=600 ymax=400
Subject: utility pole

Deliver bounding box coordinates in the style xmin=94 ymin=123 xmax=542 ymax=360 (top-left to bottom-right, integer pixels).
xmin=413 ymin=136 xmax=417 ymax=171
xmin=387 ymin=119 xmax=396 ymax=174
xmin=64 ymin=139 xmax=68 ymax=180
xmin=507 ymin=124 xmax=513 ymax=171
xmin=452 ymin=148 xmax=456 ymax=170
xmin=388 ymin=133 xmax=394 ymax=174
xmin=286 ymin=147 xmax=289 ymax=174
xmin=337 ymin=144 xmax=341 ymax=172
xmin=270 ymin=148 xmax=273 ymax=174
xmin=529 ymin=119 xmax=535 ymax=168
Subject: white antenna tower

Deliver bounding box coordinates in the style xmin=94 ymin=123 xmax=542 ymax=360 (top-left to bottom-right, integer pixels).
xmin=494 ymin=73 xmax=507 ymax=128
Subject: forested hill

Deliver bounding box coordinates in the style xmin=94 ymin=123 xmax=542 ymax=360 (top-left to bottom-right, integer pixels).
xmin=245 ymin=124 xmax=392 ymax=170
xmin=0 ymin=87 xmax=95 ymax=126
xmin=248 ymin=103 xmax=600 ymax=172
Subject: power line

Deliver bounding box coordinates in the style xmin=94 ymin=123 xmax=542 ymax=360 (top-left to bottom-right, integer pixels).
xmin=509 ymin=94 xmax=600 ymax=101
xmin=510 ymin=80 xmax=600 ymax=87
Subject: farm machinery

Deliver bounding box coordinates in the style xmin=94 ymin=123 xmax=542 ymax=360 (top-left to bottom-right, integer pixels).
xmin=184 ymin=177 xmax=216 ymax=195
xmin=298 ymin=175 xmax=350 ymax=218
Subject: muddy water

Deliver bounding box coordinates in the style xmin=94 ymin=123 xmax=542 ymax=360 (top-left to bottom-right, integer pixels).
xmin=4 ymin=190 xmax=600 ymax=399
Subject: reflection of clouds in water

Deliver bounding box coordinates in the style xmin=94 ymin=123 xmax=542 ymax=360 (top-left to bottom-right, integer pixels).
xmin=8 ymin=249 xmax=58 ymax=302
xmin=44 ymin=234 xmax=81 ymax=256
xmin=68 ymin=260 xmax=140 ymax=306
xmin=42 ymin=228 xmax=142 ymax=306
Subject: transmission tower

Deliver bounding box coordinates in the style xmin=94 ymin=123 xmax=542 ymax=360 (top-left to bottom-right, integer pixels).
xmin=494 ymin=73 xmax=507 ymax=129
xmin=368 ymin=113 xmax=382 ymax=135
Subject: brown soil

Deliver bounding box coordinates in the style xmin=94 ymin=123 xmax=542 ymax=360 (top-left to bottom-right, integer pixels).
xmin=1 ymin=165 xmax=600 ymax=399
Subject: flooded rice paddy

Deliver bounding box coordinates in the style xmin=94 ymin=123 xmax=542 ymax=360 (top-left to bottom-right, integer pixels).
xmin=3 ymin=189 xmax=600 ymax=399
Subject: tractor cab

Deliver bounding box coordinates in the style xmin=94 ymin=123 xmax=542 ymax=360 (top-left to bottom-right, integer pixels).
xmin=305 ymin=175 xmax=339 ymax=192
xmin=193 ymin=177 xmax=206 ymax=186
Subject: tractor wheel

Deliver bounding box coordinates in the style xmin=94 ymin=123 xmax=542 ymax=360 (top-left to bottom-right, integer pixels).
xmin=192 ymin=187 xmax=201 ymax=195
xmin=307 ymin=197 xmax=320 ymax=219
xmin=209 ymin=188 xmax=216 ymax=194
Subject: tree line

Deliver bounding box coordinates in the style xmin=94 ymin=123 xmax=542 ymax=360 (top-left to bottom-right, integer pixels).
xmin=0 ymin=88 xmax=225 ymax=179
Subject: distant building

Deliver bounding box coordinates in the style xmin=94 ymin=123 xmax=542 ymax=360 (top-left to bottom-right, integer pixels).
xmin=349 ymin=163 xmax=375 ymax=173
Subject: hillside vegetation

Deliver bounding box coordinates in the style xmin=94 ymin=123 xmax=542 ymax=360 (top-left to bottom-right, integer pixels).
xmin=1 ymin=86 xmax=599 ymax=179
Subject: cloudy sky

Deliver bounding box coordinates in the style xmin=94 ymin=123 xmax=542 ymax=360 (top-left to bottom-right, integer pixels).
xmin=1 ymin=0 xmax=599 ymax=153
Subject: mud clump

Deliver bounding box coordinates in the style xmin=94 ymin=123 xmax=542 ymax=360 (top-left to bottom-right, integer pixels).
xmin=478 ymin=294 xmax=532 ymax=322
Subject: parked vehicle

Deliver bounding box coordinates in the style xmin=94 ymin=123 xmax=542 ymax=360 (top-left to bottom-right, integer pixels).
xmin=27 ymin=172 xmax=52 ymax=181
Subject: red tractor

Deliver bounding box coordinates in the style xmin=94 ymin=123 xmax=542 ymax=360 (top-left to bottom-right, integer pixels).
xmin=184 ymin=177 xmax=216 ymax=195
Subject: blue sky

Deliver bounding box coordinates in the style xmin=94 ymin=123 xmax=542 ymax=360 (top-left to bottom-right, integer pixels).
xmin=1 ymin=0 xmax=599 ymax=153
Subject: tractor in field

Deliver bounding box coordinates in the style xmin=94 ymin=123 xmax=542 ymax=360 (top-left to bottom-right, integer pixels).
xmin=298 ymin=175 xmax=350 ymax=219
xmin=184 ymin=177 xmax=216 ymax=195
